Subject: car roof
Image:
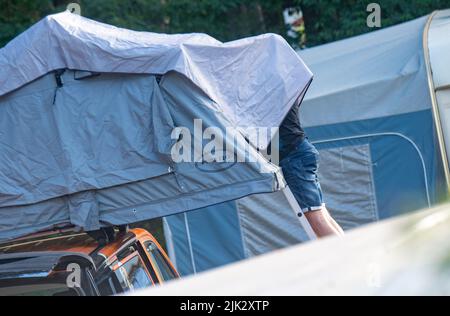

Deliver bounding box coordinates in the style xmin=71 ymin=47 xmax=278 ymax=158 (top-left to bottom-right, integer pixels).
xmin=0 ymin=229 xmax=141 ymax=259
xmin=0 ymin=252 xmax=95 ymax=280
xmin=0 ymin=232 xmax=99 ymax=256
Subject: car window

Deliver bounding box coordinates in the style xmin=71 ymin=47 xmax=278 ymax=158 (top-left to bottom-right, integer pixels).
xmin=114 ymin=255 xmax=153 ymax=291
xmin=144 ymin=241 xmax=177 ymax=281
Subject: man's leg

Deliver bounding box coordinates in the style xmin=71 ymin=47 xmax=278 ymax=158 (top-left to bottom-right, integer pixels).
xmin=280 ymin=138 xmax=344 ymax=238
xmin=304 ymin=208 xmax=342 ymax=237
xmin=323 ymin=207 xmax=345 ymax=235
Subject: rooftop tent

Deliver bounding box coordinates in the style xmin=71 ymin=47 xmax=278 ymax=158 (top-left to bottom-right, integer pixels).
xmin=164 ymin=11 xmax=450 ymax=275
xmin=0 ymin=12 xmax=313 ymax=241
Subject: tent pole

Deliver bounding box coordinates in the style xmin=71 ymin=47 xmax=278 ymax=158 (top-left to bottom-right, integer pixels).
xmin=423 ymin=10 xmax=450 ymax=193
xmin=282 ymin=186 xmax=317 ymax=240
xmin=162 ymin=218 xmax=178 ymax=269
xmin=183 ymin=213 xmax=197 ymax=274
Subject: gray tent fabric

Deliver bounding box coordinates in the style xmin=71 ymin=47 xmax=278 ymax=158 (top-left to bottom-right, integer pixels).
xmin=236 ymin=190 xmax=309 ymax=257
xmin=0 ymin=69 xmax=285 ymax=241
xmin=0 ymin=11 xmax=312 ymax=149
xmin=0 ymin=13 xmax=315 ymax=241
xmin=316 ymin=144 xmax=378 ymax=230
xmin=0 ymin=72 xmax=172 ymax=207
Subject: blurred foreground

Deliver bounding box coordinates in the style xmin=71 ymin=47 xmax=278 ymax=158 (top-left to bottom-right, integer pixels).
xmin=131 ymin=204 xmax=450 ymax=295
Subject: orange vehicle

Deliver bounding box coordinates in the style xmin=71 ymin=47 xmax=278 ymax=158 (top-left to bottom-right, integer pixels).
xmin=0 ymin=227 xmax=179 ymax=296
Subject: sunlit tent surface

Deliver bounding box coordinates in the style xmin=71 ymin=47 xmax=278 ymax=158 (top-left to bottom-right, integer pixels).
xmin=165 ymin=11 xmax=450 ymax=275
xmin=0 ymin=12 xmax=313 ymax=241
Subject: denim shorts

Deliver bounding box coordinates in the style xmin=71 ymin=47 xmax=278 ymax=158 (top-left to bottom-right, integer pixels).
xmin=280 ymin=138 xmax=324 ymax=212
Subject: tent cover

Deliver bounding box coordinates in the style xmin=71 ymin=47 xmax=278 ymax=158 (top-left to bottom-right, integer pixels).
xmin=0 ymin=12 xmax=313 ymax=241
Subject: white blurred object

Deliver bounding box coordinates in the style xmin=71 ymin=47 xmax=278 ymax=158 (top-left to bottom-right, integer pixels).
xmin=131 ymin=204 xmax=450 ymax=296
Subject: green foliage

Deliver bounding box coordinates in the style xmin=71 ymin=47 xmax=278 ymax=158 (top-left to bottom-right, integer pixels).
xmin=78 ymin=0 xmax=286 ymax=42
xmin=297 ymin=0 xmax=450 ymax=47
xmin=0 ymin=0 xmax=52 ymax=46
xmin=1 ymin=0 xmax=450 ymax=48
